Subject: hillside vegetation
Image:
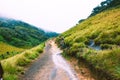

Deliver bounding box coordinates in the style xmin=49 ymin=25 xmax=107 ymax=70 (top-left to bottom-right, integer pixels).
xmin=0 ymin=42 xmax=24 ymax=60
xmin=56 ymin=5 xmax=120 ymax=80
xmin=0 ymin=42 xmax=24 ymax=54
xmin=90 ymin=0 xmax=120 ymax=17
xmin=0 ymin=17 xmax=58 ymax=48
xmin=1 ymin=43 xmax=45 ymax=80
xmin=0 ymin=17 xmax=57 ymax=80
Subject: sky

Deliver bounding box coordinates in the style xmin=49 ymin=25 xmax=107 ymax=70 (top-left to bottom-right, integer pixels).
xmin=0 ymin=0 xmax=104 ymax=33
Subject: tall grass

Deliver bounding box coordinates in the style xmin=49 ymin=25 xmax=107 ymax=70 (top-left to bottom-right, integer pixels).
xmin=0 ymin=42 xmax=24 ymax=60
xmin=1 ymin=43 xmax=45 ymax=80
xmin=0 ymin=42 xmax=24 ymax=54
xmin=56 ymin=6 xmax=120 ymax=79
xmin=82 ymin=48 xmax=120 ymax=79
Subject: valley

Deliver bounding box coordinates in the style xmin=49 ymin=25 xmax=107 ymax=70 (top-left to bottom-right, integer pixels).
xmin=0 ymin=0 xmax=120 ymax=80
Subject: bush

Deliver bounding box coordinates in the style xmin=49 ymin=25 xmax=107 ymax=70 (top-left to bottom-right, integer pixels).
xmin=72 ymin=42 xmax=86 ymax=48
xmin=3 ymin=73 xmax=17 ymax=80
xmin=3 ymin=63 xmax=18 ymax=74
xmin=36 ymin=48 xmax=43 ymax=53
xmin=74 ymin=37 xmax=87 ymax=43
xmin=89 ymin=31 xmax=101 ymax=39
xmin=0 ymin=51 xmax=20 ymax=60
xmin=115 ymin=36 xmax=120 ymax=45
xmin=0 ymin=36 xmax=4 ymax=41
xmin=17 ymin=57 xmax=30 ymax=66
xmin=100 ymin=44 xmax=112 ymax=49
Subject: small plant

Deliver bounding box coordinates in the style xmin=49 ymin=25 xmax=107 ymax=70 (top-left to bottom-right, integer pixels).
xmin=100 ymin=44 xmax=112 ymax=49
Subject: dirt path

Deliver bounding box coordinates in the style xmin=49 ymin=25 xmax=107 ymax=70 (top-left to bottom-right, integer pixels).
xmin=21 ymin=40 xmax=78 ymax=80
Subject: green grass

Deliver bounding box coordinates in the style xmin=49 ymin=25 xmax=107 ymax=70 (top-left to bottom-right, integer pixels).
xmin=0 ymin=42 xmax=24 ymax=54
xmin=56 ymin=6 xmax=120 ymax=80
xmin=0 ymin=42 xmax=24 ymax=60
xmin=81 ymin=48 xmax=120 ymax=79
xmin=0 ymin=42 xmax=25 ymax=60
xmin=1 ymin=42 xmax=45 ymax=80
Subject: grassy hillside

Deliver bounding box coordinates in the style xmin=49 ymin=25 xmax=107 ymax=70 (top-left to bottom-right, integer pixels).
xmin=0 ymin=42 xmax=24 ymax=54
xmin=1 ymin=42 xmax=45 ymax=80
xmin=0 ymin=17 xmax=58 ymax=48
xmin=56 ymin=6 xmax=120 ymax=80
xmin=0 ymin=42 xmax=24 ymax=60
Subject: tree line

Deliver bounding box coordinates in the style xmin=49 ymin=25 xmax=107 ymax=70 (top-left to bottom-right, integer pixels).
xmin=90 ymin=0 xmax=120 ymax=17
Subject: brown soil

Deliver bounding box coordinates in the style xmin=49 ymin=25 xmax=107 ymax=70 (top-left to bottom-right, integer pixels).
xmin=67 ymin=58 xmax=95 ymax=80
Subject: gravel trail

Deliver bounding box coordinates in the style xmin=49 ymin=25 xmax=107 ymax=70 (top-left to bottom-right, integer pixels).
xmin=21 ymin=40 xmax=78 ymax=80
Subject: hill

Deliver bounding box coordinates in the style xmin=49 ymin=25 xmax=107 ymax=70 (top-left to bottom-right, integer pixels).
xmin=56 ymin=5 xmax=120 ymax=80
xmin=0 ymin=42 xmax=24 ymax=60
xmin=0 ymin=17 xmax=58 ymax=48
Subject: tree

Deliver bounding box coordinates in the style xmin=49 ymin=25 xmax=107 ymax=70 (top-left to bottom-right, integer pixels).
xmin=89 ymin=0 xmax=120 ymax=17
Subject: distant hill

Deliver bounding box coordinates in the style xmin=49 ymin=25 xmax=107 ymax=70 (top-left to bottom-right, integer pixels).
xmin=0 ymin=17 xmax=58 ymax=48
xmin=56 ymin=5 xmax=120 ymax=80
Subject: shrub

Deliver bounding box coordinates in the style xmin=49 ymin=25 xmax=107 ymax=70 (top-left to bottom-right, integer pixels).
xmin=3 ymin=62 xmax=18 ymax=74
xmin=72 ymin=42 xmax=86 ymax=48
xmin=89 ymin=31 xmax=101 ymax=39
xmin=36 ymin=48 xmax=43 ymax=53
xmin=100 ymin=44 xmax=112 ymax=49
xmin=115 ymin=36 xmax=120 ymax=45
xmin=17 ymin=57 xmax=30 ymax=66
xmin=74 ymin=37 xmax=87 ymax=43
xmin=3 ymin=73 xmax=17 ymax=80
xmin=0 ymin=36 xmax=4 ymax=41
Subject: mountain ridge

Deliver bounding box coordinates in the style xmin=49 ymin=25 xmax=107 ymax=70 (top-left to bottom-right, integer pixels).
xmin=0 ymin=17 xmax=58 ymax=48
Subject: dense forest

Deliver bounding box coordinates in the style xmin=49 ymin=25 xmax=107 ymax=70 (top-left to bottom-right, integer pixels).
xmin=0 ymin=17 xmax=58 ymax=48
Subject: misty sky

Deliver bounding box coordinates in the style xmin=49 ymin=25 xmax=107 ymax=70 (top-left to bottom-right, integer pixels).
xmin=0 ymin=0 xmax=104 ymax=33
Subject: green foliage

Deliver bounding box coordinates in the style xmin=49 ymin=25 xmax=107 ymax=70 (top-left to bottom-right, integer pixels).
xmin=74 ymin=37 xmax=87 ymax=43
xmin=1 ymin=43 xmax=45 ymax=80
xmin=88 ymin=31 xmax=101 ymax=39
xmin=0 ymin=17 xmax=58 ymax=48
xmin=3 ymin=63 xmax=19 ymax=74
xmin=61 ymin=52 xmax=71 ymax=60
xmin=4 ymin=73 xmax=17 ymax=80
xmin=56 ymin=6 xmax=120 ymax=80
xmin=0 ymin=36 xmax=4 ymax=41
xmin=16 ymin=57 xmax=30 ymax=66
xmin=0 ymin=51 xmax=20 ymax=60
xmin=90 ymin=0 xmax=120 ymax=17
xmin=0 ymin=42 xmax=24 ymax=60
xmin=100 ymin=44 xmax=112 ymax=49
xmin=72 ymin=43 xmax=86 ymax=48
xmin=82 ymin=48 xmax=120 ymax=79
xmin=95 ymin=28 xmax=120 ymax=45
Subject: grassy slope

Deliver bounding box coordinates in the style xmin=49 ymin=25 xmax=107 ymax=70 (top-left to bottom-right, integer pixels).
xmin=0 ymin=42 xmax=24 ymax=60
xmin=56 ymin=6 xmax=120 ymax=79
xmin=0 ymin=42 xmax=24 ymax=54
xmin=1 ymin=42 xmax=45 ymax=80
